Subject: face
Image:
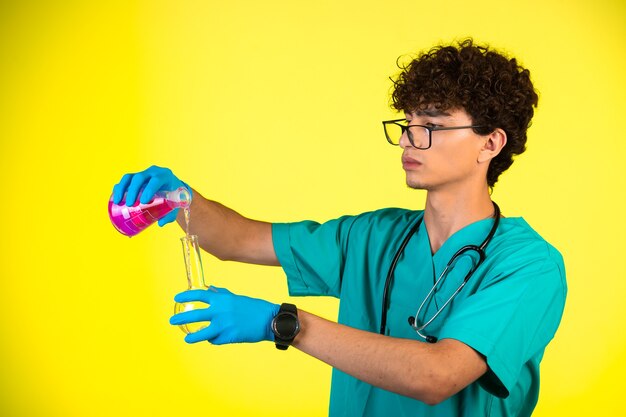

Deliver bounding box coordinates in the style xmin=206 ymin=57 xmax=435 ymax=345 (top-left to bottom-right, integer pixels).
xmin=400 ymin=107 xmax=488 ymax=192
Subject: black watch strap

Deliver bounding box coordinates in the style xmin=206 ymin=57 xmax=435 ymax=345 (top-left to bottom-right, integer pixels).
xmin=272 ymin=303 xmax=300 ymax=350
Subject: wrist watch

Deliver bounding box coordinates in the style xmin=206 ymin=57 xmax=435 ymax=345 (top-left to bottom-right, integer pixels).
xmin=271 ymin=303 xmax=300 ymax=350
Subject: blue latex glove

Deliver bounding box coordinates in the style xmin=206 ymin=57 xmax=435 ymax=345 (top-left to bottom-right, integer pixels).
xmin=111 ymin=165 xmax=191 ymax=227
xmin=170 ymin=286 xmax=280 ymax=345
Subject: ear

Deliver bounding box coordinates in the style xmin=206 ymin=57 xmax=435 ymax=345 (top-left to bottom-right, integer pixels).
xmin=478 ymin=128 xmax=507 ymax=164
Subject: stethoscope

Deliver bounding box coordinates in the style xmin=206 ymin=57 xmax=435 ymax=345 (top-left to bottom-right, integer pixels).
xmin=379 ymin=202 xmax=501 ymax=343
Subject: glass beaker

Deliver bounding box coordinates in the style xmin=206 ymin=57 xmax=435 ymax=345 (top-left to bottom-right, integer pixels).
xmin=175 ymin=234 xmax=210 ymax=334
xmin=108 ymin=187 xmax=191 ymax=237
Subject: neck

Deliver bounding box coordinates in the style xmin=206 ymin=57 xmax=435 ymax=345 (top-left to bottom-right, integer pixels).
xmin=423 ymin=187 xmax=495 ymax=254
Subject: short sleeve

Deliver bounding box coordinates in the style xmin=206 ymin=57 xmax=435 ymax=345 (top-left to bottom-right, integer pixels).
xmin=272 ymin=215 xmax=359 ymax=298
xmin=437 ymin=244 xmax=567 ymax=398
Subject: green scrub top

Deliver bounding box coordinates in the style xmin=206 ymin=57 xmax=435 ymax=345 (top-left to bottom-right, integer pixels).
xmin=272 ymin=208 xmax=566 ymax=417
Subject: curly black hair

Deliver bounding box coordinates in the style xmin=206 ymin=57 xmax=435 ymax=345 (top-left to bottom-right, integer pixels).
xmin=391 ymin=38 xmax=539 ymax=187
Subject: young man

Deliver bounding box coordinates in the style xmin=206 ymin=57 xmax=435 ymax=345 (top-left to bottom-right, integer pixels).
xmin=112 ymin=39 xmax=566 ymax=416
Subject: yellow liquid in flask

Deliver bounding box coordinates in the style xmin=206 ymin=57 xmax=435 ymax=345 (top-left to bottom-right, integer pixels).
xmin=175 ymin=231 xmax=210 ymax=334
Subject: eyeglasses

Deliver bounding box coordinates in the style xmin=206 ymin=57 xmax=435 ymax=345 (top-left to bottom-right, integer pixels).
xmin=382 ymin=119 xmax=485 ymax=150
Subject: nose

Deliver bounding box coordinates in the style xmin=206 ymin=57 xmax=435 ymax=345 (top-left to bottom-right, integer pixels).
xmin=398 ymin=129 xmax=412 ymax=149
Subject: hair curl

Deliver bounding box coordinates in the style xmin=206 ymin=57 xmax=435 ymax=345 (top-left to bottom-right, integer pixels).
xmin=391 ymin=38 xmax=538 ymax=187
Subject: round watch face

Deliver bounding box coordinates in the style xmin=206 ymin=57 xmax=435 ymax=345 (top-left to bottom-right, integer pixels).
xmin=273 ymin=312 xmax=299 ymax=338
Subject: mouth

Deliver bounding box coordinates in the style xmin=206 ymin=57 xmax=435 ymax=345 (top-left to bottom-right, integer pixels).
xmin=402 ymin=155 xmax=422 ymax=170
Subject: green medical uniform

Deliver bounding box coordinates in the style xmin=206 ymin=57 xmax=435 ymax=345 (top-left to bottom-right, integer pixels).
xmin=272 ymin=208 xmax=566 ymax=417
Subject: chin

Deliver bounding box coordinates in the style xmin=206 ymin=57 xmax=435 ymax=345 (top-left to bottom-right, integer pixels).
xmin=406 ymin=179 xmax=427 ymax=190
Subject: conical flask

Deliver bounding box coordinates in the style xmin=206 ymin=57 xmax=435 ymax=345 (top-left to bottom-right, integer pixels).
xmin=108 ymin=187 xmax=191 ymax=237
xmin=175 ymin=234 xmax=210 ymax=334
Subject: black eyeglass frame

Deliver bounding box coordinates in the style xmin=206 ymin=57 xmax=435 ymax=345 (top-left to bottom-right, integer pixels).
xmin=382 ymin=118 xmax=487 ymax=150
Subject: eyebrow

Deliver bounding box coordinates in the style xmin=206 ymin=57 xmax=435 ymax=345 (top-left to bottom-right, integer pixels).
xmin=415 ymin=108 xmax=452 ymax=118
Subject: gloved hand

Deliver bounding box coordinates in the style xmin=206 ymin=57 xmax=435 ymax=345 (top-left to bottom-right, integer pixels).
xmin=170 ymin=286 xmax=280 ymax=345
xmin=111 ymin=165 xmax=191 ymax=227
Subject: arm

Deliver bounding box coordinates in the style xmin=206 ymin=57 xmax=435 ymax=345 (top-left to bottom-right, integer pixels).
xmin=176 ymin=188 xmax=278 ymax=266
xmin=171 ymin=288 xmax=488 ymax=406
xmin=112 ymin=166 xmax=278 ymax=266
xmin=293 ymin=310 xmax=488 ymax=405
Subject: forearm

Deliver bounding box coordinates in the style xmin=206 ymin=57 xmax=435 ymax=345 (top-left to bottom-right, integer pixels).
xmin=175 ymin=188 xmax=279 ymax=266
xmin=292 ymin=310 xmax=487 ymax=405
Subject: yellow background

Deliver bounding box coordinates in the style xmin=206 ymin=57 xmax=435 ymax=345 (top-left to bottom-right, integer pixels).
xmin=1 ymin=0 xmax=625 ymax=415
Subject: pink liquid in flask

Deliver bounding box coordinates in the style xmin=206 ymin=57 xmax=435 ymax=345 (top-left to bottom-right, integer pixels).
xmin=108 ymin=187 xmax=191 ymax=237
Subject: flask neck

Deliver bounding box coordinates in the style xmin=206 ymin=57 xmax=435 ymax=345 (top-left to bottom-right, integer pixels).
xmin=181 ymin=234 xmax=207 ymax=289
xmin=165 ymin=187 xmax=191 ymax=209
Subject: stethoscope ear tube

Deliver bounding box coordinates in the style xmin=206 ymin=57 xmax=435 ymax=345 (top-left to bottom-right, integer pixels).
xmin=379 ymin=218 xmax=422 ymax=335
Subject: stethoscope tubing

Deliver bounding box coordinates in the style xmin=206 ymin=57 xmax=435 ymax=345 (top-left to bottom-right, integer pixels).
xmin=379 ymin=202 xmax=501 ymax=340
